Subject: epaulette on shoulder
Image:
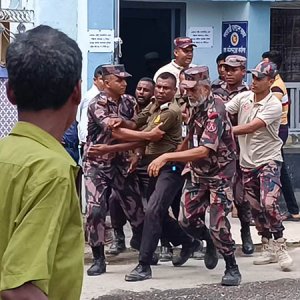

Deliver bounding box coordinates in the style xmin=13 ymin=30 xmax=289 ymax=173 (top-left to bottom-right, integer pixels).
xmin=97 ymin=93 xmax=108 ymax=106
xmin=160 ymin=102 xmax=170 ymax=110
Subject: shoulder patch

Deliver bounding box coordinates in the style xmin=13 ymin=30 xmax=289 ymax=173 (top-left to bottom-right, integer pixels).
xmin=154 ymin=115 xmax=161 ymax=124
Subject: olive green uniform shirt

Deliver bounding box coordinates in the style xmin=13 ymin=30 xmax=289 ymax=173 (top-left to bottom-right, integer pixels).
xmin=133 ymin=100 xmax=182 ymax=156
xmin=0 ymin=122 xmax=84 ymax=300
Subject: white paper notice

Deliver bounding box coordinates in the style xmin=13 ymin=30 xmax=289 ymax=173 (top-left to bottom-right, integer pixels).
xmin=188 ymin=27 xmax=213 ymax=48
xmin=88 ymin=29 xmax=114 ymax=52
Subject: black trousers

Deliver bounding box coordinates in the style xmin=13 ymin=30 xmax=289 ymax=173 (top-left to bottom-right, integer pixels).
xmin=279 ymin=124 xmax=299 ymax=214
xmin=139 ymin=163 xmax=192 ymax=265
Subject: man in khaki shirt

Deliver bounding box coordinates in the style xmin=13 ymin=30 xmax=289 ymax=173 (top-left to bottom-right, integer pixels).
xmin=226 ymin=61 xmax=293 ymax=272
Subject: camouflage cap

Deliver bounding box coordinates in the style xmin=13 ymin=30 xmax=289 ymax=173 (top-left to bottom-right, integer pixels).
xmin=174 ymin=37 xmax=196 ymax=49
xmin=181 ymin=66 xmax=210 ymax=89
xmin=247 ymin=61 xmax=278 ymax=79
xmin=101 ymin=64 xmax=132 ymax=78
xmin=221 ymin=55 xmax=246 ymax=68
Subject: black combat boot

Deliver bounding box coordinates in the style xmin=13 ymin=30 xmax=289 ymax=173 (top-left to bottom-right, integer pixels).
xmin=125 ymin=263 xmax=152 ymax=281
xmin=87 ymin=245 xmax=106 ymax=276
xmin=221 ymin=254 xmax=242 ymax=286
xmin=241 ymin=223 xmax=254 ymax=254
xmin=204 ymin=238 xmax=218 ymax=269
xmin=172 ymin=240 xmax=200 ymax=267
xmin=106 ymin=228 xmax=126 ymax=255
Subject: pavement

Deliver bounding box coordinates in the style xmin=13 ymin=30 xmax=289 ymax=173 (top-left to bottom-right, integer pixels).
xmin=81 ymin=209 xmax=300 ymax=300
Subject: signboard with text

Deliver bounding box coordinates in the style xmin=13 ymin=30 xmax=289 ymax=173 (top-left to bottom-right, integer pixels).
xmin=222 ymin=21 xmax=248 ymax=58
xmin=88 ymin=29 xmax=114 ymax=53
xmin=188 ymin=27 xmax=214 ymax=48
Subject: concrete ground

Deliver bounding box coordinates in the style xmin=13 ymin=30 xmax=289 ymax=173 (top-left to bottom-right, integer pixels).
xmin=81 ymin=213 xmax=300 ymax=300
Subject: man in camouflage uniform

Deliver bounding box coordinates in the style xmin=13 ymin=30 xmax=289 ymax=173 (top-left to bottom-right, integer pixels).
xmin=83 ymin=64 xmax=145 ymax=276
xmin=106 ymin=77 xmax=155 ymax=256
xmin=226 ymin=61 xmax=293 ymax=271
xmin=212 ymin=55 xmax=254 ymax=255
xmin=88 ymin=72 xmax=199 ymax=282
xmin=148 ymin=66 xmax=242 ymax=286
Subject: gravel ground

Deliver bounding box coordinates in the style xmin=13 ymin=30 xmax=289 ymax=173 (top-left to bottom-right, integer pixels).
xmin=93 ymin=278 xmax=300 ymax=300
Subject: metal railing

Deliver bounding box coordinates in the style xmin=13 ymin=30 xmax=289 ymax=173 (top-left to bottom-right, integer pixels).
xmin=286 ymin=82 xmax=300 ymax=136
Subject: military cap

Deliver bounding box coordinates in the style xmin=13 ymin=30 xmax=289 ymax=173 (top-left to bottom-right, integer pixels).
xmin=101 ymin=64 xmax=132 ymax=78
xmin=221 ymin=55 xmax=246 ymax=68
xmin=174 ymin=37 xmax=196 ymax=49
xmin=247 ymin=61 xmax=278 ymax=79
xmin=181 ymin=66 xmax=210 ymax=89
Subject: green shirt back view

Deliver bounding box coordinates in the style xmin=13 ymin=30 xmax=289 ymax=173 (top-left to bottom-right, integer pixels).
xmin=0 ymin=122 xmax=84 ymax=300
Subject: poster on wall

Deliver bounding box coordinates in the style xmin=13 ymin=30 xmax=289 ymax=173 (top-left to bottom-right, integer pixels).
xmin=188 ymin=27 xmax=214 ymax=48
xmin=222 ymin=21 xmax=248 ymax=58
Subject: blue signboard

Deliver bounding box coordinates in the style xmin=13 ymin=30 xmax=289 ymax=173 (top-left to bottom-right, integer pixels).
xmin=222 ymin=21 xmax=248 ymax=58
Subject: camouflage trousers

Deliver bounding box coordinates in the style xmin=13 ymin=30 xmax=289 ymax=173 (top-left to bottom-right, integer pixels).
xmin=233 ymin=161 xmax=252 ymax=224
xmin=179 ymin=177 xmax=236 ymax=256
xmin=84 ymin=164 xmax=144 ymax=247
xmin=242 ymin=160 xmax=284 ymax=238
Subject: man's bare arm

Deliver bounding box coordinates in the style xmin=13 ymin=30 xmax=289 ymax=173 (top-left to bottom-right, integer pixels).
xmin=147 ymin=146 xmax=210 ymax=177
xmin=87 ymin=141 xmax=146 ymax=157
xmin=1 ymin=283 xmax=48 ymax=300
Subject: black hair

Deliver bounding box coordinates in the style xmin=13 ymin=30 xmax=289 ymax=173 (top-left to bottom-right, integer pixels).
xmin=138 ymin=77 xmax=155 ymax=86
xmin=6 ymin=25 xmax=82 ymax=111
xmin=156 ymin=72 xmax=177 ymax=88
xmin=94 ymin=65 xmax=104 ymax=78
xmin=262 ymin=50 xmax=282 ymax=69
xmin=216 ymin=52 xmax=230 ymax=64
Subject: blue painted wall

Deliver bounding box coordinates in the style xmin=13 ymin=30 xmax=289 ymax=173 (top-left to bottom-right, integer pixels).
xmin=187 ymin=1 xmax=271 ymax=81
xmin=34 ymin=0 xmax=78 ymax=40
xmin=87 ymin=0 xmax=115 ymax=87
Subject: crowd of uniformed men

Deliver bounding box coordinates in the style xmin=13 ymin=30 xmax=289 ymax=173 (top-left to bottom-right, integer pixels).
xmin=75 ymin=36 xmax=296 ymax=286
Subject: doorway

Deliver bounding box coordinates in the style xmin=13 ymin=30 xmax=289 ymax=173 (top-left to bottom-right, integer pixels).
xmin=120 ymin=1 xmax=186 ymax=95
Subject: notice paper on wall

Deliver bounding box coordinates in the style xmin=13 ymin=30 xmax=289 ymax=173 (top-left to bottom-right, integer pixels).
xmin=188 ymin=27 xmax=214 ymax=48
xmin=88 ymin=29 xmax=114 ymax=52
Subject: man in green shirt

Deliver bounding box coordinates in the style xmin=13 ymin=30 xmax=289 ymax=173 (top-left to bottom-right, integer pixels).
xmin=0 ymin=25 xmax=84 ymax=300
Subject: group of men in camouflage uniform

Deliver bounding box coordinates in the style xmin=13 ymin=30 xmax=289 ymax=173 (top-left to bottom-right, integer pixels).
xmin=78 ymin=36 xmax=294 ymax=287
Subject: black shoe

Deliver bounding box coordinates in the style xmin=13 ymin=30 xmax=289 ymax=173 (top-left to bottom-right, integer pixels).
xmin=191 ymin=240 xmax=204 ymax=260
xmin=221 ymin=255 xmax=241 ymax=286
xmin=172 ymin=240 xmax=200 ymax=267
xmin=106 ymin=229 xmax=126 ymax=255
xmin=241 ymin=226 xmax=254 ymax=255
xmin=204 ymin=239 xmax=218 ymax=270
xmin=125 ymin=264 xmax=152 ymax=281
xmin=160 ymin=246 xmax=173 ymax=262
xmin=87 ymin=258 xmax=106 ymax=276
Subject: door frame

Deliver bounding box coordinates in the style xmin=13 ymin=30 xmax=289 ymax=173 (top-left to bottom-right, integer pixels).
xmin=120 ymin=1 xmax=186 ymax=57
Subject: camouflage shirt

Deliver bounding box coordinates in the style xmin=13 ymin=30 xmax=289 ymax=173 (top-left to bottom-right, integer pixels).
xmin=212 ymin=80 xmax=249 ymax=104
xmin=83 ymin=91 xmax=137 ymax=169
xmin=186 ymin=94 xmax=237 ymax=181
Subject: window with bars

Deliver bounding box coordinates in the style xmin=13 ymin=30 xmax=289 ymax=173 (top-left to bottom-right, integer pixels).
xmin=271 ymin=8 xmax=300 ymax=82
